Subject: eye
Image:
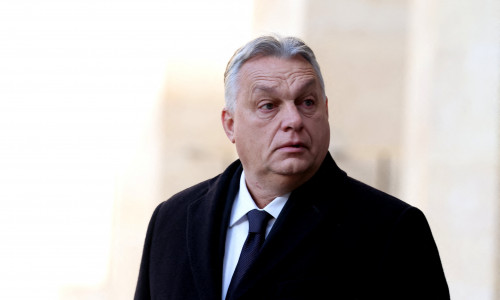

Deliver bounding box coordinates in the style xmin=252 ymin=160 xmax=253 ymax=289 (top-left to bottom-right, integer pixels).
xmin=259 ymin=102 xmax=275 ymax=110
xmin=303 ymin=99 xmax=315 ymax=107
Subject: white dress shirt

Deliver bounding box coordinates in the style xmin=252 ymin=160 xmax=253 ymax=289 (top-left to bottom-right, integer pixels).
xmin=221 ymin=171 xmax=290 ymax=300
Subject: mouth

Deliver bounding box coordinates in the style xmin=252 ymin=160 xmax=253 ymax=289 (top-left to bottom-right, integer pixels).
xmin=277 ymin=142 xmax=307 ymax=152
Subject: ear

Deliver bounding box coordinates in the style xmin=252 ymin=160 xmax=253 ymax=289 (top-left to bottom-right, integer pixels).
xmin=325 ymin=97 xmax=329 ymax=117
xmin=221 ymin=108 xmax=236 ymax=143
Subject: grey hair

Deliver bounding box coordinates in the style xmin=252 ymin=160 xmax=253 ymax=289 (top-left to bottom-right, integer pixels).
xmin=223 ymin=35 xmax=326 ymax=112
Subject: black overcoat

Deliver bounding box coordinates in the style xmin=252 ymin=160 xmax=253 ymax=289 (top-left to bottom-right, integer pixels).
xmin=135 ymin=153 xmax=449 ymax=299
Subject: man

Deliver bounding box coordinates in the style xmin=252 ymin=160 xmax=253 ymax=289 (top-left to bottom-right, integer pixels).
xmin=134 ymin=35 xmax=449 ymax=299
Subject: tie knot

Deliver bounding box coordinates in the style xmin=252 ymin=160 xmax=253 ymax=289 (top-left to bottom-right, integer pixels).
xmin=247 ymin=209 xmax=272 ymax=233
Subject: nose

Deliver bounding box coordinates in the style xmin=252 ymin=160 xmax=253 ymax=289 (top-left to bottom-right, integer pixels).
xmin=280 ymin=103 xmax=304 ymax=131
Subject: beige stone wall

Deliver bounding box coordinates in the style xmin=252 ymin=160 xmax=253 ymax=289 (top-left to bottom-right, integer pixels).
xmin=403 ymin=0 xmax=500 ymax=298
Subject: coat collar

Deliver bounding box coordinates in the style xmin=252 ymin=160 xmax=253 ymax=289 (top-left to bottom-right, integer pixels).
xmin=186 ymin=160 xmax=242 ymax=300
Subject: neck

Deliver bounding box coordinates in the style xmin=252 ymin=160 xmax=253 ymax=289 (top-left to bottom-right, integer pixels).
xmin=244 ymin=172 xmax=312 ymax=209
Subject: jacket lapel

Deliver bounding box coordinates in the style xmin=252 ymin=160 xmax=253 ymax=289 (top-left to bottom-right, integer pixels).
xmin=186 ymin=162 xmax=242 ymax=300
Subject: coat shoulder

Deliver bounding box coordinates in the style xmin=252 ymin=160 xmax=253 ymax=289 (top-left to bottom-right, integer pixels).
xmin=153 ymin=159 xmax=242 ymax=221
xmin=160 ymin=175 xmax=220 ymax=210
xmin=339 ymin=175 xmax=413 ymax=217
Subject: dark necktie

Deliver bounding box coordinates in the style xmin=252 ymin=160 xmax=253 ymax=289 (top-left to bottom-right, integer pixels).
xmin=227 ymin=209 xmax=272 ymax=297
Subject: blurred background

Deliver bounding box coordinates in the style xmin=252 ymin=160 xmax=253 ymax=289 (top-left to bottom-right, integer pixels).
xmin=0 ymin=0 xmax=498 ymax=299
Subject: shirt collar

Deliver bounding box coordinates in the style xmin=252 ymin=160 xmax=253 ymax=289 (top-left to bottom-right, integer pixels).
xmin=229 ymin=171 xmax=290 ymax=227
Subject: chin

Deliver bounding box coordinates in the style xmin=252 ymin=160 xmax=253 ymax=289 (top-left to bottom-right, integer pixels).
xmin=272 ymin=160 xmax=315 ymax=177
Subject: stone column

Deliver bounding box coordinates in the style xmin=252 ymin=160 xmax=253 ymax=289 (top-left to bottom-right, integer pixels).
xmin=402 ymin=0 xmax=500 ymax=298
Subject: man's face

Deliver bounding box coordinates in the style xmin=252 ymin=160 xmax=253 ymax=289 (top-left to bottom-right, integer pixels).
xmin=222 ymin=55 xmax=330 ymax=183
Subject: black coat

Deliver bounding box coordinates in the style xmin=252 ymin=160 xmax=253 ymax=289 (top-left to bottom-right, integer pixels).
xmin=135 ymin=153 xmax=449 ymax=299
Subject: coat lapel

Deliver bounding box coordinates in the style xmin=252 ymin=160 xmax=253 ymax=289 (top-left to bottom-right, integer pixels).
xmin=186 ymin=162 xmax=242 ymax=300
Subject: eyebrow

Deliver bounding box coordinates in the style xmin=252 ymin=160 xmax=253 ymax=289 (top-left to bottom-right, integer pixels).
xmin=252 ymin=85 xmax=277 ymax=94
xmin=252 ymin=78 xmax=318 ymax=95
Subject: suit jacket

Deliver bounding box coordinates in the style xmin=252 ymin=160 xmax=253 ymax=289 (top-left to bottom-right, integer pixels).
xmin=134 ymin=153 xmax=449 ymax=299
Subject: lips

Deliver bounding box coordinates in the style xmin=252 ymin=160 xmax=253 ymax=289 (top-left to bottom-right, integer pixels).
xmin=277 ymin=141 xmax=307 ymax=151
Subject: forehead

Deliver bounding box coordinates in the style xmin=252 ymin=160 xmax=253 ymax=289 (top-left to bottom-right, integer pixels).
xmin=238 ymin=55 xmax=319 ymax=91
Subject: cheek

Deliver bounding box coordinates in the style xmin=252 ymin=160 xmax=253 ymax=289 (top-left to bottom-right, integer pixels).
xmin=233 ymin=123 xmax=258 ymax=152
xmin=307 ymin=117 xmax=330 ymax=141
xmin=233 ymin=115 xmax=279 ymax=150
